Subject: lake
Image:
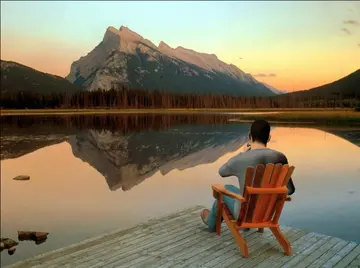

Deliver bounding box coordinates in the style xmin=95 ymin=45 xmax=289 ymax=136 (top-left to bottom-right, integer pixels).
xmin=1 ymin=114 xmax=360 ymax=266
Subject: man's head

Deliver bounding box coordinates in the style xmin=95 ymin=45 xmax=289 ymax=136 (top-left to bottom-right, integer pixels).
xmin=249 ymin=120 xmax=271 ymax=145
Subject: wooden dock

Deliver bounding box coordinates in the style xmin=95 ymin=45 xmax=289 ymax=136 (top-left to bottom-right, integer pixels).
xmin=5 ymin=206 xmax=360 ymax=268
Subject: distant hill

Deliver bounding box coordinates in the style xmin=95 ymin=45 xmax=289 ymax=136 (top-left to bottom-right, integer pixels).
xmin=0 ymin=60 xmax=82 ymax=94
xmin=286 ymin=69 xmax=360 ymax=98
xmin=66 ymin=26 xmax=275 ymax=97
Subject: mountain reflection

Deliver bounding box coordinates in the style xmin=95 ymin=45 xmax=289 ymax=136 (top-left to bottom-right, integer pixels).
xmin=322 ymin=128 xmax=360 ymax=147
xmin=69 ymin=124 xmax=249 ymax=191
xmin=1 ymin=114 xmax=360 ymax=192
xmin=0 ymin=114 xmax=235 ymax=160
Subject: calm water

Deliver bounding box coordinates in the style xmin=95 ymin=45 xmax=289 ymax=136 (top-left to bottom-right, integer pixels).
xmin=1 ymin=114 xmax=360 ymax=266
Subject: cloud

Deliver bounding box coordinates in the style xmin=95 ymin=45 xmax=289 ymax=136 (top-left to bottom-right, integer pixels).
xmin=343 ymin=20 xmax=359 ymax=25
xmin=252 ymin=73 xmax=277 ymax=78
xmin=341 ymin=28 xmax=352 ymax=35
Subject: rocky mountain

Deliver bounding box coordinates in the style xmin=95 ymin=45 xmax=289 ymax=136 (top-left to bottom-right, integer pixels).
xmin=0 ymin=60 xmax=82 ymax=94
xmin=66 ymin=26 xmax=275 ymax=96
xmin=68 ymin=123 xmax=250 ymax=191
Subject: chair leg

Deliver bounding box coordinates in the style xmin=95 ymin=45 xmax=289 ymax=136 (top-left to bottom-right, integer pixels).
xmin=216 ymin=200 xmax=223 ymax=236
xmin=228 ymin=224 xmax=249 ymax=258
xmin=270 ymin=227 xmax=292 ymax=256
xmin=258 ymin=228 xmax=264 ymax=233
xmin=222 ymin=205 xmax=248 ymax=258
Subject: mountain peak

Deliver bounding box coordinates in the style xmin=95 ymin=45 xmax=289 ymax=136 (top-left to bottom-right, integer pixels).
xmin=105 ymin=26 xmax=119 ymax=35
xmin=119 ymin=25 xmax=144 ymax=40
xmin=104 ymin=25 xmax=146 ymax=43
xmin=107 ymin=26 xmax=118 ymax=32
xmin=119 ymin=25 xmax=129 ymax=31
xmin=158 ymin=41 xmax=171 ymax=50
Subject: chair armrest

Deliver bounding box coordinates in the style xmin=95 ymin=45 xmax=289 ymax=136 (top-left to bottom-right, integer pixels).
xmin=285 ymin=196 xmax=291 ymax=201
xmin=246 ymin=186 xmax=288 ymax=194
xmin=211 ymin=184 xmax=246 ymax=202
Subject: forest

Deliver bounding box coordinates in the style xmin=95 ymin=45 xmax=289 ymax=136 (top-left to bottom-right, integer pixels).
xmin=1 ymin=88 xmax=359 ymax=109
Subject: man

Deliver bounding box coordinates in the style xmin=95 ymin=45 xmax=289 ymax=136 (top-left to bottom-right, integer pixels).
xmin=200 ymin=119 xmax=295 ymax=232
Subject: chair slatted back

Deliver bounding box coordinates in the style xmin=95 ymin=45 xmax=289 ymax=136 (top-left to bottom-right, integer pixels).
xmin=237 ymin=163 xmax=295 ymax=226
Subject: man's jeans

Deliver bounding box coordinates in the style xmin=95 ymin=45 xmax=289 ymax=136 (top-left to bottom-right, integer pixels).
xmin=207 ymin=184 xmax=241 ymax=232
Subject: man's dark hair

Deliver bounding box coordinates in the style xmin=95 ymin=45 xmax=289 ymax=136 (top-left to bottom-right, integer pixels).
xmin=250 ymin=120 xmax=271 ymax=145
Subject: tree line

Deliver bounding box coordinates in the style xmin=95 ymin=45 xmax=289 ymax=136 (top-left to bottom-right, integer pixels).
xmin=1 ymin=114 xmax=236 ymax=136
xmin=0 ymin=88 xmax=359 ymax=109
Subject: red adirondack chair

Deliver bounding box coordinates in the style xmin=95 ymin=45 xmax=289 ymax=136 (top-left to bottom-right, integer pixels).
xmin=212 ymin=163 xmax=295 ymax=258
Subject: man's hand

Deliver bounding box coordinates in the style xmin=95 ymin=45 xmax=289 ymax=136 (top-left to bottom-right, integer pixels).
xmin=243 ymin=142 xmax=251 ymax=152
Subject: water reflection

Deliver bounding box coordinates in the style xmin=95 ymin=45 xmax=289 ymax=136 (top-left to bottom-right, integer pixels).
xmin=0 ymin=114 xmax=236 ymax=160
xmin=1 ymin=115 xmax=360 ymax=266
xmin=69 ymin=124 xmax=249 ymax=191
xmin=321 ymin=128 xmax=360 ymax=147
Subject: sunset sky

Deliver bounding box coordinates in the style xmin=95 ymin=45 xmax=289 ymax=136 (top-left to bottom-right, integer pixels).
xmin=1 ymin=1 xmax=359 ymax=91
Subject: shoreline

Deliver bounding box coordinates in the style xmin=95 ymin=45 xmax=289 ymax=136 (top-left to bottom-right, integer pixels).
xmin=1 ymin=108 xmax=359 ymax=125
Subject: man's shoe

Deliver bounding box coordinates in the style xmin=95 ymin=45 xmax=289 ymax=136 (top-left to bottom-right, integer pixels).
xmin=200 ymin=209 xmax=210 ymax=225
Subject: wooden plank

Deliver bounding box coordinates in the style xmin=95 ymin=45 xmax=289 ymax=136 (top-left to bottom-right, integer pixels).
xmin=332 ymin=244 xmax=360 ymax=268
xmin=262 ymin=163 xmax=282 ymax=222
xmin=66 ymin=219 xmax=205 ymax=268
xmin=155 ymin=227 xmax=236 ymax=267
xmin=259 ymin=232 xmax=322 ymax=268
xmin=291 ymin=240 xmax=349 ymax=268
xmin=245 ymin=164 xmax=265 ymax=222
xmin=209 ymin=227 xmax=298 ymax=268
xmin=223 ymin=228 xmax=306 ymax=268
xmin=321 ymin=242 xmax=358 ymax=268
xmin=124 ymin=225 xmax=231 ymax=268
xmin=84 ymin=224 xmax=229 ymax=268
xmin=131 ymin=231 xmax=234 ymax=268
xmin=292 ymin=237 xmax=343 ymax=268
xmin=232 ymin=229 xmax=308 ymax=268
xmin=6 ymin=206 xmax=203 ymax=268
xmin=181 ymin=231 xmax=264 ymax=268
xmin=279 ymin=235 xmax=332 ymax=267
xmin=219 ymin=227 xmax=299 ymax=268
xmin=156 ymin=230 xmax=233 ymax=267
xmin=26 ymin=210 xmax=203 ymax=268
xmin=103 ymin=227 xmax=233 ymax=268
xmin=270 ymin=166 xmax=294 ymax=224
xmin=238 ymin=166 xmax=255 ymax=224
xmin=178 ymin=230 xmax=273 ymax=268
xmin=203 ymin=230 xmax=277 ymax=268
xmin=176 ymin=228 xmax=284 ymax=268
xmin=252 ymin=163 xmax=274 ymax=223
xmin=42 ymin=217 xmax=202 ymax=268
xmin=348 ymin=251 xmax=360 ymax=267
xmin=153 ymin=229 xmax=244 ymax=268
xmin=252 ymin=230 xmax=314 ymax=268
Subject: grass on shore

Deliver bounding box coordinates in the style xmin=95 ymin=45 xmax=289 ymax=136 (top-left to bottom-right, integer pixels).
xmin=1 ymin=108 xmax=359 ymax=124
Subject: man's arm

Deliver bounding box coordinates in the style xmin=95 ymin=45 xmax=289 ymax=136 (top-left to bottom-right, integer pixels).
xmin=219 ymin=161 xmax=233 ymax=177
xmin=283 ymin=157 xmax=295 ymax=195
xmin=219 ymin=150 xmax=249 ymax=178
